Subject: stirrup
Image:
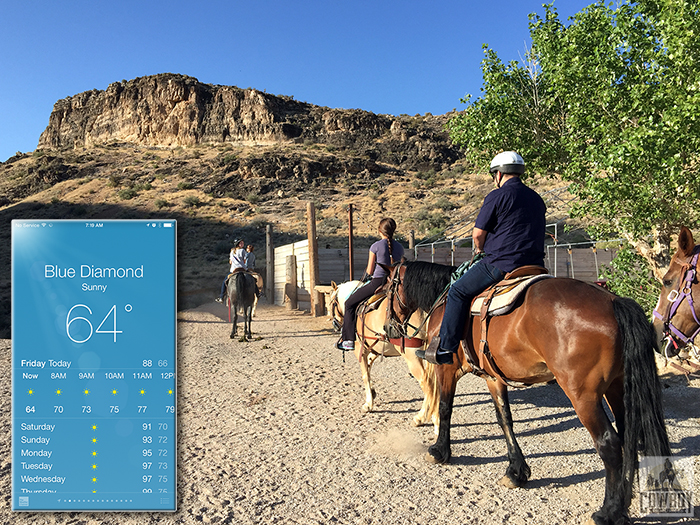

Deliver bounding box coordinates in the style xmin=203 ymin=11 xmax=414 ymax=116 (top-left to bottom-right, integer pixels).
xmin=423 ymin=336 xmax=441 ymax=363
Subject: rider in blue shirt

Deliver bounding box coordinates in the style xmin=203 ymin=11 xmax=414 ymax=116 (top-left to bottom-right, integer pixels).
xmin=417 ymin=151 xmax=546 ymax=364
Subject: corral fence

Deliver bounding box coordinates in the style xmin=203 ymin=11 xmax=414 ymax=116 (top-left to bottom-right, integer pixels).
xmin=272 ymin=238 xmax=619 ymax=312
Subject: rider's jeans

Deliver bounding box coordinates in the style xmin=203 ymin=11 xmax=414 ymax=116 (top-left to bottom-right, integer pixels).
xmin=439 ymin=259 xmax=505 ymax=354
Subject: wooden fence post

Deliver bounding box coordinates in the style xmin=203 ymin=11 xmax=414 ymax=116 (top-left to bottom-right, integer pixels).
xmin=307 ymin=201 xmax=323 ymax=317
xmin=285 ymin=255 xmax=297 ymax=310
xmin=266 ymin=224 xmax=274 ymax=303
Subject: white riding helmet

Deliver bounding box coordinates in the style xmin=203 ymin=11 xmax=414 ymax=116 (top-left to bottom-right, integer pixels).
xmin=489 ymin=151 xmax=525 ymax=175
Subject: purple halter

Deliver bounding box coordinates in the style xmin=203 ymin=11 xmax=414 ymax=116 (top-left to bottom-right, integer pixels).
xmin=653 ymin=248 xmax=700 ymax=356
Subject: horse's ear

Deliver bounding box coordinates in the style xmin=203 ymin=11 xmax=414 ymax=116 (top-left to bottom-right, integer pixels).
xmin=331 ymin=281 xmax=337 ymax=290
xmin=678 ymin=227 xmax=696 ymax=257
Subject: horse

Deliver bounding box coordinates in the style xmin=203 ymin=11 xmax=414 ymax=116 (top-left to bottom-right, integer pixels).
xmin=384 ymin=260 xmax=671 ymax=525
xmin=227 ymin=271 xmax=256 ymax=340
xmin=329 ymin=279 xmax=440 ymax=432
xmin=250 ymin=272 xmax=264 ymax=317
xmin=653 ymin=226 xmax=700 ymax=362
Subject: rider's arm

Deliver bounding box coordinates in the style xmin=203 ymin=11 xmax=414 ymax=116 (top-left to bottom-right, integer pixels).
xmin=365 ymin=251 xmax=377 ymax=277
xmin=473 ymin=227 xmax=487 ymax=254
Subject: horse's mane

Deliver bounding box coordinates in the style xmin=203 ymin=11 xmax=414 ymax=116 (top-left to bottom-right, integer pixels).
xmin=402 ymin=261 xmax=456 ymax=312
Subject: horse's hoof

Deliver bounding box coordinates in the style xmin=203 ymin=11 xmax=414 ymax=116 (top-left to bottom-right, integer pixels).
xmin=497 ymin=475 xmax=521 ymax=489
xmin=425 ymin=446 xmax=450 ymax=464
xmin=361 ymin=404 xmax=373 ymax=413
xmin=239 ymin=337 xmax=247 ymax=343
xmin=411 ymin=417 xmax=423 ymax=427
xmin=230 ymin=334 xmax=235 ymax=339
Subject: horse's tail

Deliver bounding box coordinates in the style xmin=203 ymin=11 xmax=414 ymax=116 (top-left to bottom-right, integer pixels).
xmin=613 ymin=296 xmax=671 ymax=505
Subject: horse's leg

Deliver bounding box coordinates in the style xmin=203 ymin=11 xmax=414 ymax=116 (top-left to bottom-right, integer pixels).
xmin=245 ymin=305 xmax=253 ymax=339
xmin=252 ymin=294 xmax=258 ymax=317
xmin=230 ymin=307 xmax=238 ymax=339
xmin=603 ymin=376 xmax=625 ymax=439
xmin=426 ymin=362 xmax=459 ymax=464
xmin=358 ymin=349 xmax=378 ymax=413
xmin=569 ymin=395 xmax=627 ymax=525
xmin=403 ymin=350 xmax=439 ymax=433
xmin=485 ymin=377 xmax=531 ymax=488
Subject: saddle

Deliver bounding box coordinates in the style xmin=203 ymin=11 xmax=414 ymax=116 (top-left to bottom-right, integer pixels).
xmin=471 ymin=266 xmax=552 ymax=316
xmin=465 ymin=265 xmax=551 ymax=388
xmin=361 ymin=291 xmax=387 ymax=312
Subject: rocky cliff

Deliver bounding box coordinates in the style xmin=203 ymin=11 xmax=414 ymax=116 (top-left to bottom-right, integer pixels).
xmin=37 ymin=73 xmax=459 ymax=171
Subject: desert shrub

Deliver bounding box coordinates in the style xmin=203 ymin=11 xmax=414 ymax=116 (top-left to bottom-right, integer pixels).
xmin=246 ymin=192 xmax=260 ymax=204
xmin=107 ymin=175 xmax=122 ymax=188
xmin=118 ymin=188 xmax=138 ymax=200
xmin=154 ymin=199 xmax=169 ymax=209
xmin=177 ymin=181 xmax=194 ymax=190
xmin=434 ymin=197 xmax=455 ymax=211
xmin=183 ymin=195 xmax=201 ymax=208
xmin=318 ymin=216 xmax=344 ymax=235
xmin=214 ymin=240 xmax=232 ymax=255
xmin=413 ymin=208 xmax=447 ymax=235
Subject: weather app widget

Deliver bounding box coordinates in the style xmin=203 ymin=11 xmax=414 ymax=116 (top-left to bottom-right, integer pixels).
xmin=11 ymin=220 xmax=177 ymax=511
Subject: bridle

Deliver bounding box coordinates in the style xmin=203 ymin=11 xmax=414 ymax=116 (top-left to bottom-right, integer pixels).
xmin=329 ymin=291 xmax=342 ymax=332
xmin=383 ymin=261 xmax=416 ymax=339
xmin=653 ymin=247 xmax=700 ymax=358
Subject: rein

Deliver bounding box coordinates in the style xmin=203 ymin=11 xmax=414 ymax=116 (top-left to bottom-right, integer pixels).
xmin=384 ymin=261 xmax=428 ymax=341
xmin=653 ymin=247 xmax=700 ymax=357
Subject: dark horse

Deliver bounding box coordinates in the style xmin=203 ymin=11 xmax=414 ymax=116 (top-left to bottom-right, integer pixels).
xmin=384 ymin=260 xmax=670 ymax=525
xmin=227 ymin=271 xmax=256 ymax=340
xmin=653 ymin=226 xmax=700 ymax=361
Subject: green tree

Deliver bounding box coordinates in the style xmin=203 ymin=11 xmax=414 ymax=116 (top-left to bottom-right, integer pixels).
xmin=448 ymin=0 xmax=700 ymax=280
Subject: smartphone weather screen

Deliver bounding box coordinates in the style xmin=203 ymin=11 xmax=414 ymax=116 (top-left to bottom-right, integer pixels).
xmin=11 ymin=220 xmax=177 ymax=511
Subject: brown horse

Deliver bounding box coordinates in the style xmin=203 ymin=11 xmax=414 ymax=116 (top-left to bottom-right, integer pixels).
xmin=653 ymin=226 xmax=700 ymax=361
xmin=384 ymin=260 xmax=670 ymax=525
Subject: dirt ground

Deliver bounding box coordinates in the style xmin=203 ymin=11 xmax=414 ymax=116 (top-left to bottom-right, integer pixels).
xmin=1 ymin=301 xmax=698 ymax=525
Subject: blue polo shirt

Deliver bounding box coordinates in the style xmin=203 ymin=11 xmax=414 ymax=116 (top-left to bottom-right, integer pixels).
xmin=474 ymin=177 xmax=546 ymax=273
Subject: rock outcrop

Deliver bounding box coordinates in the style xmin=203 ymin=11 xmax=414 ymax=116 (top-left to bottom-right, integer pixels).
xmin=37 ymin=73 xmax=461 ymax=172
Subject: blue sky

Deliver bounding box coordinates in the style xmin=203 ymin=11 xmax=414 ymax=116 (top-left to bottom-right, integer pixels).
xmin=0 ymin=0 xmax=594 ymax=162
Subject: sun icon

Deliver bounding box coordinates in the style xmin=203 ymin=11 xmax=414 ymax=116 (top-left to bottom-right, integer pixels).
xmin=167 ymin=388 xmax=174 ymax=396
xmin=83 ymin=389 xmax=90 ymax=395
xmin=91 ymin=451 xmax=98 ymax=457
xmin=91 ymin=424 xmax=98 ymax=431
xmin=55 ymin=389 xmax=62 ymax=395
xmin=111 ymin=389 xmax=118 ymax=396
xmin=91 ymin=477 xmax=98 ymax=483
xmin=92 ymin=464 xmax=98 ymax=470
xmin=91 ymin=437 xmax=98 ymax=444
xmin=139 ymin=388 xmax=146 ymax=396
xmin=27 ymin=389 xmax=34 ymax=396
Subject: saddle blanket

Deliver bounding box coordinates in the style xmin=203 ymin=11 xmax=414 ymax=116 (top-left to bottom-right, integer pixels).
xmin=471 ymin=274 xmax=553 ymax=317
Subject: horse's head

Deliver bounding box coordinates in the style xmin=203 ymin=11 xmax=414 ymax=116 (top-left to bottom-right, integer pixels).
xmin=382 ymin=261 xmax=414 ymax=338
xmin=329 ymin=280 xmax=362 ymax=332
xmin=653 ymin=226 xmax=700 ymax=358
